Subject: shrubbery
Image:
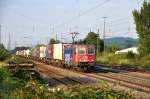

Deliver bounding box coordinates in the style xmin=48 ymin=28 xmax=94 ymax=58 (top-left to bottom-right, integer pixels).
xmin=0 ymin=67 xmax=134 ymax=99
xmin=6 ymin=56 xmax=33 ymax=64
xmin=0 ymin=67 xmax=24 ymax=99
xmin=126 ymin=51 xmax=135 ymax=59
xmin=12 ymin=81 xmax=134 ymax=99
xmin=0 ymin=48 xmax=11 ymax=61
xmin=136 ymin=55 xmax=150 ymax=68
xmin=97 ymin=52 xmax=150 ymax=69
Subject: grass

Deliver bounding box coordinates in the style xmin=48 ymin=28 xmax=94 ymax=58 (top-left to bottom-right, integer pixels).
xmin=5 ymin=56 xmax=33 ymax=64
xmin=97 ymin=52 xmax=150 ymax=69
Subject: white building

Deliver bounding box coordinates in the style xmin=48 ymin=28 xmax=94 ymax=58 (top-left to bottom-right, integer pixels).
xmin=115 ymin=47 xmax=139 ymax=54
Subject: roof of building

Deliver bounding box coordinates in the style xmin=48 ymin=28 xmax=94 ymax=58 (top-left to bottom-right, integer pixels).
xmin=115 ymin=47 xmax=139 ymax=54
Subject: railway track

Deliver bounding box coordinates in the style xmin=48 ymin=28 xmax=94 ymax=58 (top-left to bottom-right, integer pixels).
xmin=19 ymin=57 xmax=150 ymax=94
xmin=87 ymin=73 xmax=150 ymax=93
xmin=37 ymin=62 xmax=150 ymax=93
xmin=96 ymin=64 xmax=150 ymax=75
xmin=90 ymin=66 xmax=150 ymax=93
xmin=94 ymin=66 xmax=150 ymax=79
xmin=36 ymin=64 xmax=86 ymax=87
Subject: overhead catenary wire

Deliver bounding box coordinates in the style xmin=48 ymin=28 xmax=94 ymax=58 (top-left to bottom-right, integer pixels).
xmin=4 ymin=0 xmax=139 ymax=45
xmin=54 ymin=0 xmax=111 ymax=29
xmin=109 ymin=19 xmax=133 ymax=28
xmin=7 ymin=0 xmax=111 ymax=30
xmin=0 ymin=25 xmax=1 ymax=44
xmin=76 ymin=16 xmax=133 ymax=34
xmin=110 ymin=26 xmax=136 ymax=33
xmin=6 ymin=0 xmax=111 ymax=41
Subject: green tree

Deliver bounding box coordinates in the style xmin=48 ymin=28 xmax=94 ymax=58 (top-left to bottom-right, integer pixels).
xmin=109 ymin=44 xmax=119 ymax=53
xmin=0 ymin=43 xmax=5 ymax=49
xmin=84 ymin=32 xmax=104 ymax=52
xmin=133 ymin=1 xmax=150 ymax=56
xmin=0 ymin=48 xmax=11 ymax=61
xmin=76 ymin=39 xmax=86 ymax=44
xmin=49 ymin=38 xmax=56 ymax=44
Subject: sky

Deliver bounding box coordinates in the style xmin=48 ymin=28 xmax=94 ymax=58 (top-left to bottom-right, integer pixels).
xmin=0 ymin=0 xmax=145 ymax=49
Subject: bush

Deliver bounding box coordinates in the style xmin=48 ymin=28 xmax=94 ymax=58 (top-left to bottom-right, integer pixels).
xmin=0 ymin=67 xmax=134 ymax=99
xmin=126 ymin=51 xmax=135 ymax=59
xmin=6 ymin=56 xmax=33 ymax=64
xmin=97 ymin=52 xmax=150 ymax=69
xmin=136 ymin=56 xmax=150 ymax=68
xmin=0 ymin=48 xmax=11 ymax=61
xmin=12 ymin=82 xmax=134 ymax=99
xmin=12 ymin=81 xmax=50 ymax=99
xmin=0 ymin=67 xmax=24 ymax=99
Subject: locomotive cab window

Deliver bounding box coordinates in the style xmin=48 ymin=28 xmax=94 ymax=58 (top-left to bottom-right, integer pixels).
xmin=88 ymin=48 xmax=95 ymax=55
xmin=77 ymin=48 xmax=85 ymax=54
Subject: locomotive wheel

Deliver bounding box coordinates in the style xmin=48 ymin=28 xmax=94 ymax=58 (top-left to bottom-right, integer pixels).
xmin=79 ymin=66 xmax=88 ymax=72
xmin=80 ymin=66 xmax=92 ymax=73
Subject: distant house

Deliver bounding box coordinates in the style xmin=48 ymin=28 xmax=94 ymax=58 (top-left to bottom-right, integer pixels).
xmin=115 ymin=47 xmax=139 ymax=54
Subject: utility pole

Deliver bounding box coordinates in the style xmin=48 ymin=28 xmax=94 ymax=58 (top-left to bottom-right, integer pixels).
xmin=0 ymin=25 xmax=1 ymax=44
xmin=32 ymin=25 xmax=35 ymax=33
xmin=52 ymin=25 xmax=55 ymax=33
xmin=70 ymin=32 xmax=79 ymax=44
xmin=7 ymin=33 xmax=11 ymax=50
xmin=69 ymin=27 xmax=72 ymax=33
xmin=61 ymin=33 xmax=63 ymax=43
xmin=56 ymin=33 xmax=57 ymax=43
xmin=103 ymin=17 xmax=108 ymax=53
xmin=128 ymin=27 xmax=130 ymax=33
xmin=14 ymin=41 xmax=17 ymax=48
xmin=90 ymin=28 xmax=92 ymax=32
xmin=97 ymin=29 xmax=100 ymax=54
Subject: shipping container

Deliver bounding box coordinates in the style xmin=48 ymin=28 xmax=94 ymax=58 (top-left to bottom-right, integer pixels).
xmin=45 ymin=45 xmax=52 ymax=59
xmin=24 ymin=49 xmax=30 ymax=57
xmin=64 ymin=45 xmax=73 ymax=64
xmin=39 ymin=46 xmax=46 ymax=58
xmin=34 ymin=46 xmax=47 ymax=59
xmin=52 ymin=43 xmax=70 ymax=60
xmin=32 ymin=48 xmax=38 ymax=58
xmin=16 ymin=51 xmax=19 ymax=56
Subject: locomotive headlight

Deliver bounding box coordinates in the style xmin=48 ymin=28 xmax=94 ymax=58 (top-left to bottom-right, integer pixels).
xmin=85 ymin=56 xmax=88 ymax=59
xmin=84 ymin=59 xmax=88 ymax=62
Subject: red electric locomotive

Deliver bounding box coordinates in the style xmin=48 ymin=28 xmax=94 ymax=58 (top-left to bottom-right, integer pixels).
xmin=72 ymin=45 xmax=96 ymax=71
xmin=50 ymin=43 xmax=96 ymax=71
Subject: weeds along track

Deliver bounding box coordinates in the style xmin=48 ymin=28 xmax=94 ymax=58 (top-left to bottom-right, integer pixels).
xmin=94 ymin=65 xmax=150 ymax=80
xmin=19 ymin=57 xmax=150 ymax=93
xmin=95 ymin=65 xmax=150 ymax=79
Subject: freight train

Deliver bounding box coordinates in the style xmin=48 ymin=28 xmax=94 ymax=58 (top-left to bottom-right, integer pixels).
xmin=16 ymin=43 xmax=96 ymax=72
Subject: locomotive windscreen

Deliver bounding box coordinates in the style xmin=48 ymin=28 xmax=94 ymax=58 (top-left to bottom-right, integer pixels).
xmin=88 ymin=48 xmax=95 ymax=55
xmin=77 ymin=48 xmax=85 ymax=54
